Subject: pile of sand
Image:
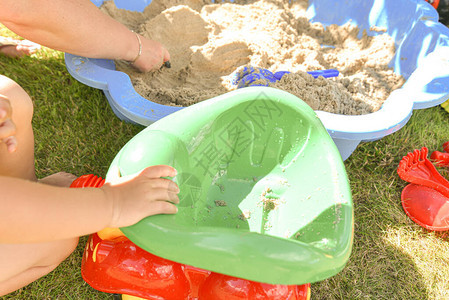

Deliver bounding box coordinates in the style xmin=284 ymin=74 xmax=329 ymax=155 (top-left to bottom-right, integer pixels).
xmin=101 ymin=0 xmax=405 ymax=115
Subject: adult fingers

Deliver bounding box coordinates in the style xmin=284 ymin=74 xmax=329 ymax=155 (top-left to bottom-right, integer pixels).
xmin=163 ymin=47 xmax=170 ymax=63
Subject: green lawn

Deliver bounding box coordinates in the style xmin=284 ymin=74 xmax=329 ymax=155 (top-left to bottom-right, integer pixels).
xmin=1 ymin=29 xmax=449 ymax=299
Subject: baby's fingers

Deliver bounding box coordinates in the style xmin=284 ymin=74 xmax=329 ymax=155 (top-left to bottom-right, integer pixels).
xmin=3 ymin=136 xmax=17 ymax=153
xmin=149 ymin=177 xmax=179 ymax=193
xmin=147 ymin=200 xmax=178 ymax=215
xmin=0 ymin=119 xmax=17 ymax=153
xmin=140 ymin=165 xmax=177 ymax=179
xmin=0 ymin=96 xmax=12 ymax=121
xmin=0 ymin=118 xmax=16 ymax=137
xmin=149 ymin=187 xmax=180 ymax=204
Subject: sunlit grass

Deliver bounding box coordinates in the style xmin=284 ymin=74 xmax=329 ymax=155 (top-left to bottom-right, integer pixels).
xmin=313 ymin=107 xmax=449 ymax=300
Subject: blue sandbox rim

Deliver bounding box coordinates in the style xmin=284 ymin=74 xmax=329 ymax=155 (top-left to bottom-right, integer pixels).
xmin=65 ymin=0 xmax=449 ymax=160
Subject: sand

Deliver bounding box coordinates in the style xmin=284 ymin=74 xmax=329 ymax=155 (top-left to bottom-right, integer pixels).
xmin=100 ymin=0 xmax=405 ymax=115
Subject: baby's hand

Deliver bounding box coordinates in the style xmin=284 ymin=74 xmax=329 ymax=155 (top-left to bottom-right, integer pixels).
xmin=101 ymin=165 xmax=180 ymax=228
xmin=0 ymin=94 xmax=17 ymax=153
xmin=132 ymin=35 xmax=170 ymax=72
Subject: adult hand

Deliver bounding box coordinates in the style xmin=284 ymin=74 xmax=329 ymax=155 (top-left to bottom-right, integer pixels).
xmin=101 ymin=165 xmax=180 ymax=228
xmin=0 ymin=94 xmax=17 ymax=153
xmin=132 ymin=34 xmax=170 ymax=72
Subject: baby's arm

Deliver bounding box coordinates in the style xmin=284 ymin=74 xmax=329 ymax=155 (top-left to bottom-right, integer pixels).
xmin=0 ymin=165 xmax=179 ymax=243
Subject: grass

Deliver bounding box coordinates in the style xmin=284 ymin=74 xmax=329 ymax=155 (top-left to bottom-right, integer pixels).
xmin=1 ymin=27 xmax=449 ymax=299
xmin=313 ymin=109 xmax=449 ymax=300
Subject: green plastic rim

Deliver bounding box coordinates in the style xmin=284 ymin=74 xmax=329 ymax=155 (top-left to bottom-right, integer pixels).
xmin=107 ymin=87 xmax=353 ymax=285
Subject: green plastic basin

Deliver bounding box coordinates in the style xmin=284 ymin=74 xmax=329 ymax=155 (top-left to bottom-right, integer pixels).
xmin=107 ymin=87 xmax=353 ymax=285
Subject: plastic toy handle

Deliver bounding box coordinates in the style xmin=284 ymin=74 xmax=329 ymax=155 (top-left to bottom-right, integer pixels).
xmin=430 ymin=141 xmax=449 ymax=167
xmin=397 ymin=147 xmax=449 ymax=197
xmin=443 ymin=141 xmax=449 ymax=153
xmin=274 ymin=69 xmax=339 ymax=80
xmin=70 ymin=174 xmax=105 ymax=188
xmin=306 ymin=69 xmax=339 ymax=78
xmin=233 ymin=67 xmax=277 ymax=88
xmin=273 ymin=70 xmax=292 ymax=80
xmin=430 ymin=151 xmax=449 ymax=167
xmin=234 ymin=67 xmax=339 ymax=88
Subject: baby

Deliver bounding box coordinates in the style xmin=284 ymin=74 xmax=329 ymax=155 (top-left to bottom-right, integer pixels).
xmin=0 ymin=75 xmax=180 ymax=296
xmin=0 ymin=0 xmax=173 ymax=295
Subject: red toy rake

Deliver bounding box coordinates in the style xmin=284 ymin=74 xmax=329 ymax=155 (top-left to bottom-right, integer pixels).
xmin=397 ymin=144 xmax=449 ymax=231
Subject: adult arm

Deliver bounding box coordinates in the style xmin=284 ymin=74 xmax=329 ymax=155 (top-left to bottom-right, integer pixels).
xmin=0 ymin=0 xmax=169 ymax=71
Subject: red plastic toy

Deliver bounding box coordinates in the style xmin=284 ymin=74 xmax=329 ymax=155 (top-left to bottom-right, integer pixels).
xmin=397 ymin=143 xmax=449 ymax=231
xmin=70 ymin=175 xmax=311 ymax=299
xmin=430 ymin=141 xmax=449 ymax=167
